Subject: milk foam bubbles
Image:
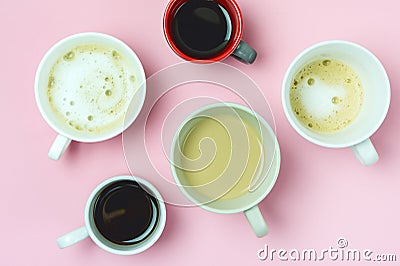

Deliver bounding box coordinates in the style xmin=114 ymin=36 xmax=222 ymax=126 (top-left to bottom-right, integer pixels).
xmin=290 ymin=59 xmax=364 ymax=132
xmin=47 ymin=44 xmax=138 ymax=133
xmin=295 ymin=76 xmax=345 ymax=119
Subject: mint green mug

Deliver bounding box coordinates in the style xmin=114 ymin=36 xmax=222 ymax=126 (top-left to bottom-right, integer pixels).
xmin=170 ymin=103 xmax=281 ymax=237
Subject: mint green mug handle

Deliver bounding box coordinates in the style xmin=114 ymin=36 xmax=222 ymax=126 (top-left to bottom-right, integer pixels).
xmin=244 ymin=205 xmax=268 ymax=237
xmin=57 ymin=226 xmax=89 ymax=248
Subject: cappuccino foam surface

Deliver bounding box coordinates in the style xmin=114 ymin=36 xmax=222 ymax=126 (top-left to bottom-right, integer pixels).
xmin=47 ymin=44 xmax=138 ymax=134
xmin=290 ymin=59 xmax=364 ymax=133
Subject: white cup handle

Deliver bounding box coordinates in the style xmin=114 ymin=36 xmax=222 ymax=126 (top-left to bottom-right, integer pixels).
xmin=48 ymin=134 xmax=72 ymax=160
xmin=244 ymin=205 xmax=268 ymax=237
xmin=57 ymin=226 xmax=89 ymax=248
xmin=350 ymin=138 xmax=379 ymax=166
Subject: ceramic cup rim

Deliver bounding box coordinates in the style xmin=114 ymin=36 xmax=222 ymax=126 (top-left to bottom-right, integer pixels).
xmin=83 ymin=175 xmax=166 ymax=255
xmin=34 ymin=32 xmax=146 ymax=143
xmin=170 ymin=102 xmax=281 ymax=214
xmin=281 ymin=40 xmax=391 ymax=148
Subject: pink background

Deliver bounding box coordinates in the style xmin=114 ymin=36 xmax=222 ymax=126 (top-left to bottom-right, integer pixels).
xmin=1 ymin=0 xmax=399 ymax=265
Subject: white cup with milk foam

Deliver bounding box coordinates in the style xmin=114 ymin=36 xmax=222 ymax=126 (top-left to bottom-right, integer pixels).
xmin=282 ymin=40 xmax=390 ymax=166
xmin=35 ymin=32 xmax=146 ymax=160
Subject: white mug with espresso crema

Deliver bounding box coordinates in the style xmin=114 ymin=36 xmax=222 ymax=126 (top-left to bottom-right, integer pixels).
xmin=282 ymin=40 xmax=390 ymax=166
xmin=35 ymin=32 xmax=146 ymax=160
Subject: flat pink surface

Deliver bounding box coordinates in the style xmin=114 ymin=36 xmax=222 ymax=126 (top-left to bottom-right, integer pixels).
xmin=1 ymin=0 xmax=400 ymax=265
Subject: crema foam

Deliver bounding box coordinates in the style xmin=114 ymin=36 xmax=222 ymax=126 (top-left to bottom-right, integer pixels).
xmin=290 ymin=59 xmax=364 ymax=133
xmin=47 ymin=44 xmax=138 ymax=134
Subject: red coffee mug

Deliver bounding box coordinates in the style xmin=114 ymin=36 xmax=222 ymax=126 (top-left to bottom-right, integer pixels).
xmin=163 ymin=0 xmax=257 ymax=64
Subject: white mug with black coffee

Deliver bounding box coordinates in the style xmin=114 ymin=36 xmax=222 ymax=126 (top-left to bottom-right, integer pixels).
xmin=56 ymin=175 xmax=166 ymax=255
xmin=35 ymin=32 xmax=146 ymax=160
xmin=282 ymin=40 xmax=391 ymax=166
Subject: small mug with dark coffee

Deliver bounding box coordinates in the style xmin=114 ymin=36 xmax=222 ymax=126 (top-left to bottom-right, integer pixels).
xmin=163 ymin=0 xmax=257 ymax=64
xmin=57 ymin=175 xmax=166 ymax=255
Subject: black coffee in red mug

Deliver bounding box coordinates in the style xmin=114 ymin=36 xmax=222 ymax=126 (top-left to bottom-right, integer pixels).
xmin=164 ymin=0 xmax=257 ymax=64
